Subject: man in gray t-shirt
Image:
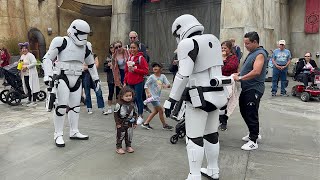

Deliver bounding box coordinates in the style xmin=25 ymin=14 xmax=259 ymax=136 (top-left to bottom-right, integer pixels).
xmin=232 ymin=31 xmax=268 ymax=151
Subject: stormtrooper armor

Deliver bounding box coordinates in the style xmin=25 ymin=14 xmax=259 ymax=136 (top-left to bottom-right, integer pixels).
xmin=164 ymin=14 xmax=233 ymax=180
xmin=43 ymin=19 xmax=100 ymax=147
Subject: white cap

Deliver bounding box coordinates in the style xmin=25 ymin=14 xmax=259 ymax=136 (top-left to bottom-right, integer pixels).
xmin=278 ymin=40 xmax=286 ymax=45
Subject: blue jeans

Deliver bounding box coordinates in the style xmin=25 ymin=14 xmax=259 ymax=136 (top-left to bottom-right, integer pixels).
xmin=119 ymin=69 xmax=125 ymax=84
xmin=271 ymin=67 xmax=288 ymax=94
xmin=83 ymin=72 xmax=105 ymax=109
xmin=128 ymin=82 xmax=144 ymax=115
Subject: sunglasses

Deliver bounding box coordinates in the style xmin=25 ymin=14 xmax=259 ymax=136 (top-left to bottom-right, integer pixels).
xmin=129 ymin=37 xmax=137 ymax=39
xmin=115 ymin=45 xmax=122 ymax=50
xmin=305 ymin=56 xmax=310 ymax=57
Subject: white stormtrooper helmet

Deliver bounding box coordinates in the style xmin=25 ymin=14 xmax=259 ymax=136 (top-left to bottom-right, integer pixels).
xmin=67 ymin=19 xmax=90 ymax=46
xmin=172 ymin=14 xmax=204 ymax=44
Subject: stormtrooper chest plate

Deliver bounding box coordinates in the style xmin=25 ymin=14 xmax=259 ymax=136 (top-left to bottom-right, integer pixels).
xmin=58 ymin=37 xmax=86 ymax=63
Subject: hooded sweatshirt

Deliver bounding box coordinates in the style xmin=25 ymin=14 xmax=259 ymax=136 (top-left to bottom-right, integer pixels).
xmin=124 ymin=52 xmax=149 ymax=85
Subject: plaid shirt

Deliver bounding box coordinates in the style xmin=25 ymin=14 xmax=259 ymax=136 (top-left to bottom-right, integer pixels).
xmin=222 ymin=55 xmax=239 ymax=76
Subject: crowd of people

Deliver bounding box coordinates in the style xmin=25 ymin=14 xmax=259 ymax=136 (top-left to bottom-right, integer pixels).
xmin=0 ymin=29 xmax=318 ymax=156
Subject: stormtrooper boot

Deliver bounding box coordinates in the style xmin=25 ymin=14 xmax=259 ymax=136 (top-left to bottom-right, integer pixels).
xmin=53 ymin=115 xmax=65 ymax=147
xmin=185 ymin=138 xmax=204 ymax=180
xmin=68 ymin=110 xmax=89 ymax=140
xmin=201 ymin=140 xmax=220 ymax=180
xmin=54 ymin=135 xmax=65 ymax=147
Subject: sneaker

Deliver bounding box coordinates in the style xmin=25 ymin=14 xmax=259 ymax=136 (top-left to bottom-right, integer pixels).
xmin=87 ymin=108 xmax=93 ymax=115
xmin=241 ymin=140 xmax=258 ymax=150
xmin=102 ymin=111 xmax=108 ymax=115
xmin=136 ymin=116 xmax=144 ymax=125
xmin=271 ymin=93 xmax=276 ymax=96
xmin=242 ymin=134 xmax=262 ymax=142
xmin=280 ymin=93 xmax=289 ymax=97
xmin=116 ymin=148 xmax=125 ymax=154
xmin=144 ymin=105 xmax=152 ymax=113
xmin=162 ymin=124 xmax=174 ymax=131
xmin=106 ymin=108 xmax=113 ymax=114
xmin=126 ymin=147 xmax=134 ymax=153
xmin=27 ymin=102 xmax=37 ymax=107
xmin=219 ymin=124 xmax=227 ymax=131
xmin=141 ymin=123 xmax=153 ymax=130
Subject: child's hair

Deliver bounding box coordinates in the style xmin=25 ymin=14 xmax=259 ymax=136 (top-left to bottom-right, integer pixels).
xmin=118 ymin=86 xmax=135 ymax=102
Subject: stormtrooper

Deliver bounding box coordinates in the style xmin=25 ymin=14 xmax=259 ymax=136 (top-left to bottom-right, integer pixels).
xmin=164 ymin=14 xmax=233 ymax=180
xmin=43 ymin=19 xmax=100 ymax=147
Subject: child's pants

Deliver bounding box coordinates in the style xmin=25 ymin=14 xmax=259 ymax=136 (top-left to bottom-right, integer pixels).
xmin=116 ymin=122 xmax=133 ymax=149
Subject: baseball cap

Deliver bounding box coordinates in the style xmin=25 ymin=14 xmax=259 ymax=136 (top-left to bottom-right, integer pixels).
xmin=151 ymin=62 xmax=163 ymax=68
xmin=278 ymin=40 xmax=286 ymax=45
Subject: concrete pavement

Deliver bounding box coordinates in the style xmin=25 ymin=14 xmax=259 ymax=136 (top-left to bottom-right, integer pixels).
xmin=0 ymin=74 xmax=319 ymax=180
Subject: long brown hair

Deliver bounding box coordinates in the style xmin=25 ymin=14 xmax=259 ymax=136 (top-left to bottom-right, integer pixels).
xmin=221 ymin=40 xmax=235 ymax=55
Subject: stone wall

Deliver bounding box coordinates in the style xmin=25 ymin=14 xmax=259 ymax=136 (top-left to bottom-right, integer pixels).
xmin=289 ymin=0 xmax=320 ymax=64
xmin=220 ymin=0 xmax=290 ymax=62
xmin=0 ymin=0 xmax=112 ymax=67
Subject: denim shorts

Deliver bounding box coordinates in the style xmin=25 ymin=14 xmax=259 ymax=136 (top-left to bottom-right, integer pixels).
xmin=151 ymin=101 xmax=161 ymax=107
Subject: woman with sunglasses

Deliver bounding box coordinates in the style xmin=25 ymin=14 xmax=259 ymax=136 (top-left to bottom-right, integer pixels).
xmin=112 ymin=41 xmax=130 ymax=88
xmin=295 ymin=52 xmax=318 ymax=87
xmin=103 ymin=43 xmax=122 ymax=114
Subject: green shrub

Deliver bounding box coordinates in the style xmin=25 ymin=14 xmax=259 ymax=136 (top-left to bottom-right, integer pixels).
xmin=1 ymin=37 xmax=25 ymax=56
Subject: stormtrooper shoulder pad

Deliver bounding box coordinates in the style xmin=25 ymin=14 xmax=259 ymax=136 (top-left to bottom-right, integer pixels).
xmin=49 ymin=36 xmax=67 ymax=52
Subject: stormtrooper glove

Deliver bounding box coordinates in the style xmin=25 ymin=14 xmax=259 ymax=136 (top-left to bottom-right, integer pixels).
xmin=163 ymin=98 xmax=177 ymax=118
xmin=94 ymin=80 xmax=101 ymax=92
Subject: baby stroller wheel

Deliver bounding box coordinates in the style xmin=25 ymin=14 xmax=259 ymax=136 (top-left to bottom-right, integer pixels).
xmin=36 ymin=90 xmax=47 ymax=101
xmin=6 ymin=91 xmax=21 ymax=106
xmin=178 ymin=130 xmax=186 ymax=139
xmin=0 ymin=89 xmax=9 ymax=103
xmin=170 ymin=134 xmax=179 ymax=144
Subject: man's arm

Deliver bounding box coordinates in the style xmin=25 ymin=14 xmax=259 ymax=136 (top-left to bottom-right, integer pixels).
xmin=235 ymin=54 xmax=265 ymax=81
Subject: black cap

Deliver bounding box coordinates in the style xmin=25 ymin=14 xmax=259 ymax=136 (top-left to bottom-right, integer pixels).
xmin=151 ymin=62 xmax=162 ymax=68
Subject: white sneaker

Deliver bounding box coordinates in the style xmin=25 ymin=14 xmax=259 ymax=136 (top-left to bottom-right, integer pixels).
xmin=106 ymin=108 xmax=113 ymax=114
xmin=241 ymin=140 xmax=258 ymax=151
xmin=136 ymin=116 xmax=144 ymax=125
xmin=27 ymin=102 xmax=37 ymax=107
xmin=242 ymin=134 xmax=262 ymax=142
xmin=87 ymin=108 xmax=93 ymax=114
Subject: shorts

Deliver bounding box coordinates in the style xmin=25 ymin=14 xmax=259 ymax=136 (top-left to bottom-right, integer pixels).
xmin=150 ymin=101 xmax=161 ymax=107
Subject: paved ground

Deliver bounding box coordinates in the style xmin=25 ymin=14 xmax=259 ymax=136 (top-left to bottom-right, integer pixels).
xmin=0 ymin=74 xmax=319 ymax=180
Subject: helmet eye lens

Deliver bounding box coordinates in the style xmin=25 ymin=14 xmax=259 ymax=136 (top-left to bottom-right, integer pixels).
xmin=73 ymin=26 xmax=88 ymax=35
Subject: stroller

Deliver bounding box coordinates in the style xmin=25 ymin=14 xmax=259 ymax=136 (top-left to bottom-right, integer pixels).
xmin=0 ymin=63 xmax=46 ymax=106
xmin=170 ymin=100 xmax=186 ymax=144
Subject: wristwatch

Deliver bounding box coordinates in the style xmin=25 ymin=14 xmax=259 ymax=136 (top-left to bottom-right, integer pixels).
xmin=238 ymin=76 xmax=243 ymax=81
